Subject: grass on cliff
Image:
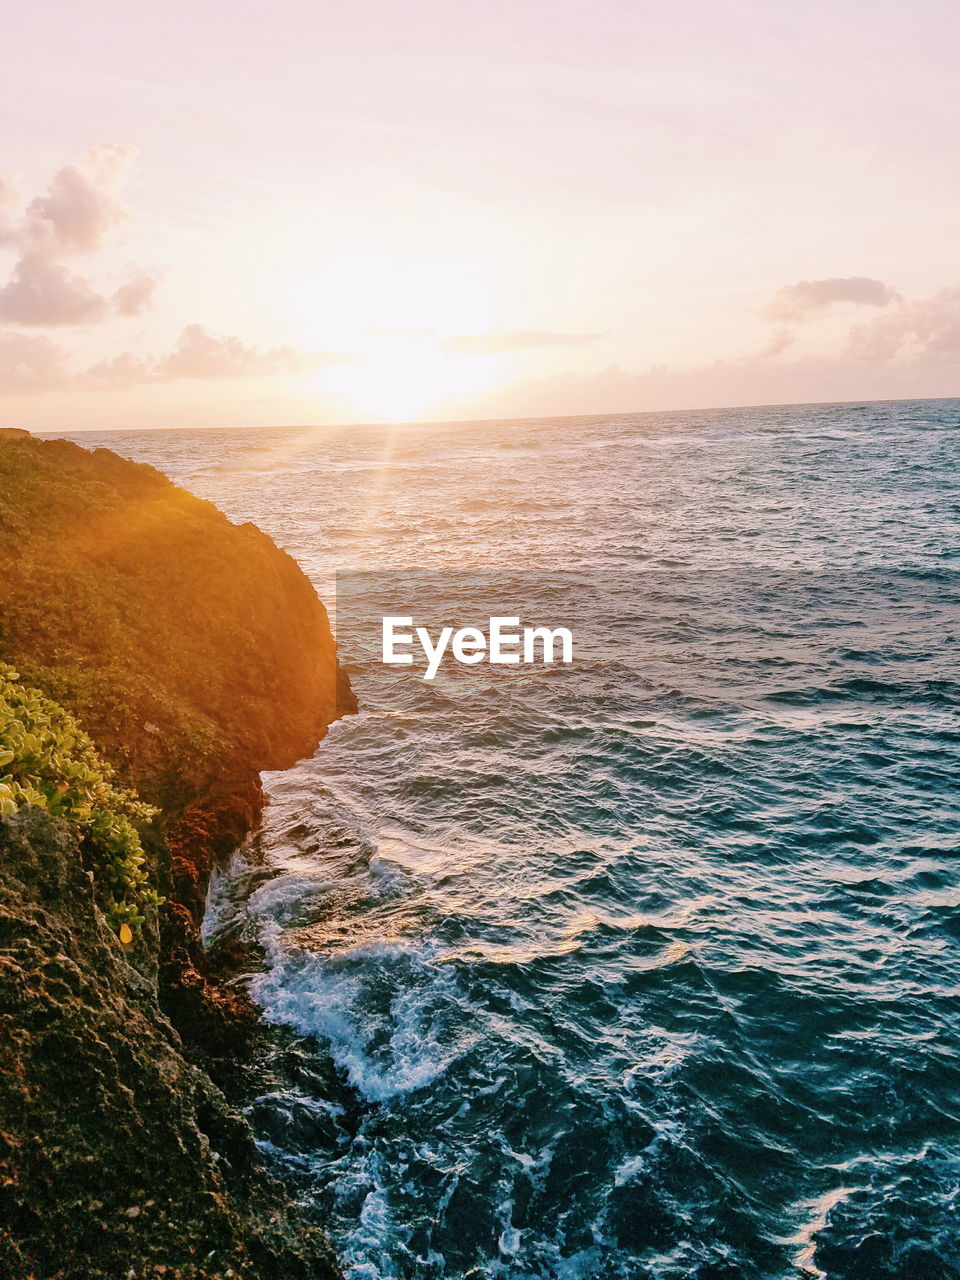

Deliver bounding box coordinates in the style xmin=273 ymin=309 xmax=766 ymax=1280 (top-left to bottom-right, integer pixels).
xmin=0 ymin=662 xmax=161 ymax=936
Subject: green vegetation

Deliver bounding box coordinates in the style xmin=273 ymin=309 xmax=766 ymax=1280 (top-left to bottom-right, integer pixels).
xmin=0 ymin=429 xmax=345 ymax=821
xmin=0 ymin=661 xmax=161 ymax=935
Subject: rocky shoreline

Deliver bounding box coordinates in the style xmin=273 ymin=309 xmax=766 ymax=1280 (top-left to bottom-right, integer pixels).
xmin=0 ymin=429 xmax=354 ymax=1278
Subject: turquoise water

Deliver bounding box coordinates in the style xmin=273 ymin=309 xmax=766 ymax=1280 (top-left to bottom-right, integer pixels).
xmin=65 ymin=401 xmax=959 ymax=1279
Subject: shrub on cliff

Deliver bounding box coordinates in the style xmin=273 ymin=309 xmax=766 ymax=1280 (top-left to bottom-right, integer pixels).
xmin=0 ymin=661 xmax=160 ymax=935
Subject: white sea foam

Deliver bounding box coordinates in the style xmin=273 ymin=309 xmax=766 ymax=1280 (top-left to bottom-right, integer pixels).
xmin=247 ymin=888 xmax=471 ymax=1102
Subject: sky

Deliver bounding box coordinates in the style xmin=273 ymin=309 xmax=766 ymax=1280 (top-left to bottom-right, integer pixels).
xmin=1 ymin=0 xmax=959 ymax=430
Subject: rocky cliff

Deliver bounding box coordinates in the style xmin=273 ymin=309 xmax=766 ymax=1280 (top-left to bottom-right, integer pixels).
xmin=0 ymin=428 xmax=353 ymax=1278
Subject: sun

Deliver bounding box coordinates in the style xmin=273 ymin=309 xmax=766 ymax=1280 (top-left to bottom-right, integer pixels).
xmin=293 ymin=255 xmax=500 ymax=421
xmin=318 ymin=335 xmax=499 ymax=422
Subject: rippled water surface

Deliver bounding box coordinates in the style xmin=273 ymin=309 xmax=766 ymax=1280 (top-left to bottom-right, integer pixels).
xmin=64 ymin=402 xmax=960 ymax=1279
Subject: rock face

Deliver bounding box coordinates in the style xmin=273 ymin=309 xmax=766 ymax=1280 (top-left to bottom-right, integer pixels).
xmin=0 ymin=429 xmax=353 ymax=1278
xmin=0 ymin=810 xmax=341 ymax=1280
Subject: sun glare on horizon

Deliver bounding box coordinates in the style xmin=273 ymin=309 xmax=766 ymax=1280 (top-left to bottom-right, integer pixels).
xmin=316 ymin=334 xmax=501 ymax=422
xmin=294 ymin=254 xmax=502 ymax=421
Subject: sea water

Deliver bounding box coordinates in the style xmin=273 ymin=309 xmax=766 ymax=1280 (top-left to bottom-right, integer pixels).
xmin=61 ymin=401 xmax=960 ymax=1279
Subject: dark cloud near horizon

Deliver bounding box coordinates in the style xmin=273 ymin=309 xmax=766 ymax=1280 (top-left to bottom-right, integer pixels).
xmin=765 ymin=277 xmax=900 ymax=323
xmin=0 ymin=145 xmax=158 ymax=327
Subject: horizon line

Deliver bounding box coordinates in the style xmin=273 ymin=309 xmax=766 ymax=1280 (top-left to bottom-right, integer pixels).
xmin=26 ymin=391 xmax=960 ymax=436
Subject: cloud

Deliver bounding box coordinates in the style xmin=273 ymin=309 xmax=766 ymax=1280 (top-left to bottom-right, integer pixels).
xmin=849 ymin=286 xmax=960 ymax=361
xmin=432 ymin=328 xmax=819 ymax=421
xmin=764 ymin=277 xmax=900 ymax=323
xmin=18 ymin=143 xmax=135 ymax=259
xmin=0 ymin=144 xmax=154 ymax=327
xmin=432 ymin=286 xmax=960 ymax=424
xmin=441 ymin=330 xmax=600 ymax=355
xmin=759 ymin=327 xmax=795 ymax=358
xmin=82 ymin=350 xmax=156 ymax=386
xmin=159 ymin=324 xmax=329 ymax=380
xmin=0 ymin=255 xmax=109 ymax=325
xmin=112 ymin=271 xmax=158 ymax=317
xmin=0 ymin=171 xmax=18 ymax=245
xmin=85 ymin=324 xmax=346 ymax=385
xmin=0 ymin=329 xmax=69 ymax=393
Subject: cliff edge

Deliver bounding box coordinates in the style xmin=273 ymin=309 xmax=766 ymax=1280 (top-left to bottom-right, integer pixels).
xmin=0 ymin=429 xmax=352 ymax=1278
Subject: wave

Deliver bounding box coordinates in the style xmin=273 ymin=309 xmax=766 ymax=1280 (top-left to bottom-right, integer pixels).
xmin=88 ymin=399 xmax=960 ymax=1280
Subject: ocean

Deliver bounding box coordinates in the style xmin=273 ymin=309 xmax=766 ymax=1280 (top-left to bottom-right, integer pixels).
xmin=59 ymin=400 xmax=959 ymax=1280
